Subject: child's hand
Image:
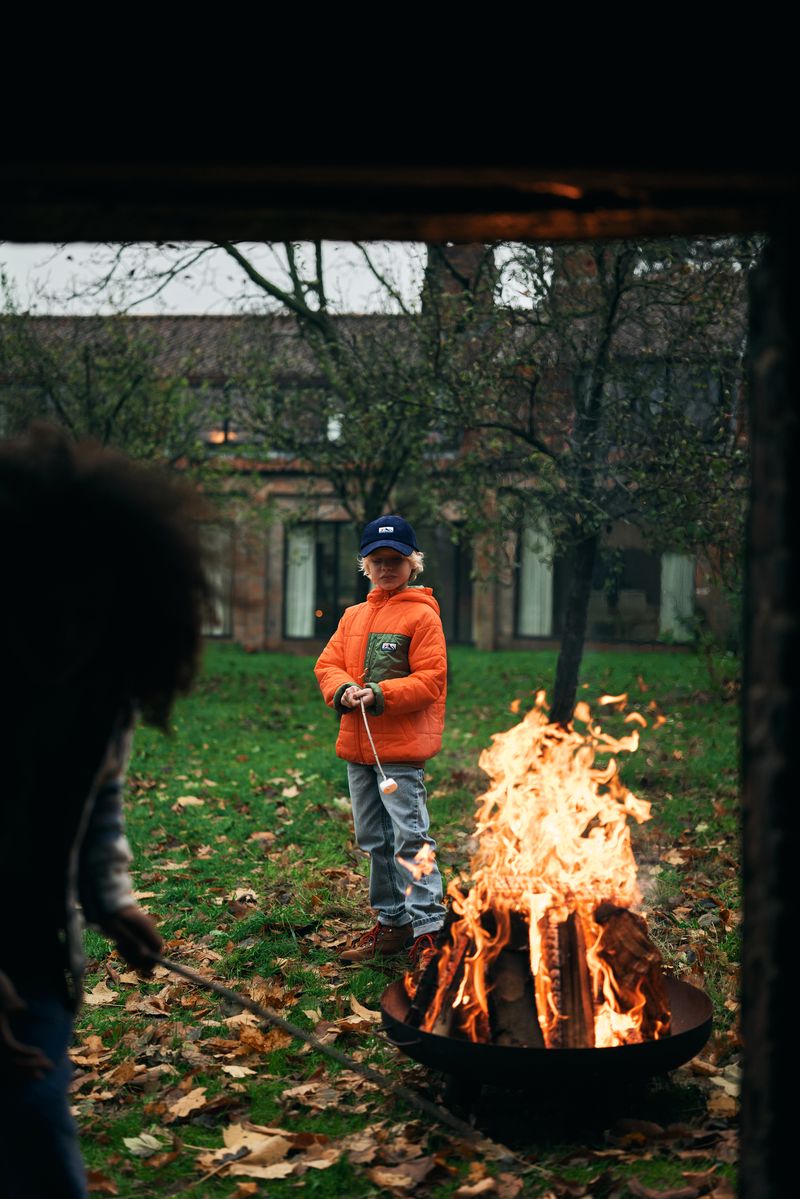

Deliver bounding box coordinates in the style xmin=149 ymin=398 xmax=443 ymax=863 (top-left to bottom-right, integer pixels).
xmin=342 ymin=686 xmax=374 ymax=708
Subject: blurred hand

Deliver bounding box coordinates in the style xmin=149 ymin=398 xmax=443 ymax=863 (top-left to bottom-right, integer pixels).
xmin=342 ymin=686 xmax=374 ymax=709
xmin=0 ymin=970 xmax=54 ymax=1081
xmin=98 ymin=905 xmax=162 ymax=974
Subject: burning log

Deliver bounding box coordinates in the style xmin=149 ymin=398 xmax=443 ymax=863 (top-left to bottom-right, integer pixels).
xmin=593 ymin=902 xmax=671 ymax=1040
xmin=488 ymin=913 xmax=543 ymax=1047
xmin=537 ymin=909 xmax=595 ymax=1048
xmin=557 ymin=911 xmax=596 ymax=1048
xmin=412 ymin=918 xmax=473 ymax=1036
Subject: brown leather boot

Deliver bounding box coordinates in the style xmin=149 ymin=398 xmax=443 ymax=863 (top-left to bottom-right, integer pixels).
xmin=339 ymin=922 xmax=412 ymax=964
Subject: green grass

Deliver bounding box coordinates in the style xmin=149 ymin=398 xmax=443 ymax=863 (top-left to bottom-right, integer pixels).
xmin=74 ymin=642 xmax=741 ymax=1196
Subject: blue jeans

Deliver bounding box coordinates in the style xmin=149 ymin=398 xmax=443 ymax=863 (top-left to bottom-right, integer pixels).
xmin=0 ymin=991 xmax=87 ymax=1199
xmin=347 ymin=762 xmax=446 ymax=936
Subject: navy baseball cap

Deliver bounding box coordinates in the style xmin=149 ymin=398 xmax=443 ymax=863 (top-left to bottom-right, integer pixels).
xmin=360 ymin=514 xmax=418 ymax=557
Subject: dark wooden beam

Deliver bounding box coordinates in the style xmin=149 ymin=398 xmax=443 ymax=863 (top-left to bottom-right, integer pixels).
xmin=1 ymin=162 xmax=794 ymax=242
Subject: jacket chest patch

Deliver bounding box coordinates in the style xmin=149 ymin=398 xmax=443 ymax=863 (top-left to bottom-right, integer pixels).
xmin=365 ymin=631 xmax=412 ymax=683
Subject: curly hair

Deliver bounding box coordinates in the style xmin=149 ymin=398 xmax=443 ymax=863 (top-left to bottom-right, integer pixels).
xmin=0 ymin=423 xmax=211 ymax=729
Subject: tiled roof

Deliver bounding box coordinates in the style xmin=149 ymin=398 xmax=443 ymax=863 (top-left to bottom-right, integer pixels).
xmin=0 ymin=312 xmax=410 ymax=383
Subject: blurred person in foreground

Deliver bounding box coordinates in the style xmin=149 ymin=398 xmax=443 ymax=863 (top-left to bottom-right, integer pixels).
xmin=0 ymin=423 xmax=210 ymax=1198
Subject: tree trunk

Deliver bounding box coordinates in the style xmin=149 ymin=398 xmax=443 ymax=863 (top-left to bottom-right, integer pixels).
xmin=549 ymin=533 xmax=599 ymax=725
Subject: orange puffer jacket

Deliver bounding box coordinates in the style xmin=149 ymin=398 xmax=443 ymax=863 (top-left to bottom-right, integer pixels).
xmin=314 ymin=586 xmax=447 ymax=764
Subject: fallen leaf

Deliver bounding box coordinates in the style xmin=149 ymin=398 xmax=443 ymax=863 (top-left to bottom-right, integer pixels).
xmin=199 ymin=1124 xmax=297 ymax=1180
xmin=124 ymin=992 xmax=170 ymax=1017
xmin=707 ymin=1092 xmax=738 ymax=1118
xmin=248 ymin=830 xmax=276 ymax=846
xmin=144 ymin=1149 xmax=181 ymax=1169
xmin=455 ymin=1179 xmax=498 ymax=1196
xmin=230 ymin=1162 xmax=295 ymax=1181
xmin=106 ymin=1060 xmax=145 ymax=1085
xmin=117 ymin=970 xmax=144 ymax=985
xmin=295 ymin=1146 xmax=342 ymax=1172
xmin=309 ymin=1019 xmax=340 ymax=1045
xmin=627 ymin=1183 xmax=702 ymax=1199
xmin=350 ymin=994 xmax=382 ymax=1023
xmin=689 ymin=1058 xmax=719 ymax=1077
xmin=86 ymin=1170 xmax=118 ymax=1195
xmin=682 ymin=1169 xmax=719 ymax=1188
xmin=225 ymin=1011 xmax=261 ymax=1029
xmin=709 ymin=1075 xmax=740 ymax=1097
xmin=172 ymin=795 xmax=205 ymax=810
xmin=84 ymin=981 xmax=118 ymax=1006
xmin=123 ymin=1132 xmax=166 ymax=1158
xmin=282 ymin=1080 xmax=339 ymax=1110
xmin=239 ymin=1024 xmax=292 ymax=1053
xmin=497 ymin=1175 xmax=524 ymax=1199
xmin=70 ymin=1035 xmax=111 ymax=1067
xmin=167 ymin=1085 xmax=208 ymax=1120
xmin=223 ymin=1065 xmax=257 ymax=1078
xmin=614 ymin=1119 xmax=665 ymax=1139
xmin=662 ymin=849 xmax=689 ymax=866
xmin=367 ymin=1156 xmax=437 ymax=1191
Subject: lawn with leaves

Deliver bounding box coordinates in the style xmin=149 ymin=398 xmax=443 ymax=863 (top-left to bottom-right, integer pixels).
xmin=75 ymin=643 xmax=740 ymax=1198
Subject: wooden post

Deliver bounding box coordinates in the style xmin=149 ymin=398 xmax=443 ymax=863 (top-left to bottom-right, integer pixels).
xmin=741 ymin=224 xmax=798 ymax=1199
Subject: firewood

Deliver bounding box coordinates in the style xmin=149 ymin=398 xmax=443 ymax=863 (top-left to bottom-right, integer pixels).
xmin=488 ymin=948 xmax=544 ymax=1047
xmin=538 ymin=908 xmax=595 ymax=1048
xmin=407 ymin=908 xmax=460 ymax=1028
xmin=593 ymin=902 xmax=671 ymax=1038
xmin=417 ymin=919 xmax=473 ymax=1034
xmin=557 ymin=911 xmax=596 ymax=1048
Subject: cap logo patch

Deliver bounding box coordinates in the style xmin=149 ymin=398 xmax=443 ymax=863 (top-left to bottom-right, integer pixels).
xmin=378 ymin=526 xmax=394 ymax=533
xmin=381 ymin=642 xmax=397 ymax=652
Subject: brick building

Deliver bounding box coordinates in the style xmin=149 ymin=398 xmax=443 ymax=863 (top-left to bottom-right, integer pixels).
xmin=0 ymin=310 xmax=742 ymax=655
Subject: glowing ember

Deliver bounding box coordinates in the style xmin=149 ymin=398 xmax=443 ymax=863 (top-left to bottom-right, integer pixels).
xmin=406 ymin=691 xmax=671 ymax=1049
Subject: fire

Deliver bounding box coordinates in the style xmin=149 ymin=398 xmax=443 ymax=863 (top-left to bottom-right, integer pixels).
xmin=410 ymin=691 xmax=670 ymax=1048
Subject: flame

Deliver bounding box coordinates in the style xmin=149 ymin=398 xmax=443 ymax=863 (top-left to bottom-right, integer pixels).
xmin=398 ymin=842 xmax=437 ymax=882
xmin=417 ymin=694 xmax=667 ymax=1048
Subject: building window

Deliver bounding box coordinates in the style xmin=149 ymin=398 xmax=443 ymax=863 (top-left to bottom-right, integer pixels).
xmin=659 ymin=553 xmax=695 ymax=642
xmin=518 ymin=533 xmax=696 ymax=644
xmin=285 ymin=525 xmax=317 ymax=637
xmin=553 ymin=545 xmax=663 ymax=642
xmin=516 ymin=524 xmax=554 ymax=637
xmin=415 ymin=525 xmax=473 ymax=645
xmin=201 ymin=524 xmax=233 ymax=637
xmin=284 ymin=523 xmax=362 ymax=640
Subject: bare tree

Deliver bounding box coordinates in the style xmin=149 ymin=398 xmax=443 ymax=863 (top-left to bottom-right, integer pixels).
xmin=435 ymin=237 xmax=756 ymax=721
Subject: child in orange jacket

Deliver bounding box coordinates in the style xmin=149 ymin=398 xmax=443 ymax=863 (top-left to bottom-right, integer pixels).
xmin=314 ymin=515 xmax=447 ymax=965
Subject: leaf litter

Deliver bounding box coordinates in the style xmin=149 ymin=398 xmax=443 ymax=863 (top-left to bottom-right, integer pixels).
xmin=73 ymin=647 xmax=741 ymax=1196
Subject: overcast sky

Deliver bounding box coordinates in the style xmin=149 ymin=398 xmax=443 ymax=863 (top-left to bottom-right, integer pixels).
xmin=0 ymin=241 xmax=426 ymax=315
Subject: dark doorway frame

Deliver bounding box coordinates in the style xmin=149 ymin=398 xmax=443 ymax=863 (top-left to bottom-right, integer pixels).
xmin=3 ymin=161 xmax=796 ymax=1199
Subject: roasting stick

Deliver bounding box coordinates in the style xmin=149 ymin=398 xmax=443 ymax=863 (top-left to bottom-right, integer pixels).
xmin=152 ymin=953 xmax=518 ymax=1163
xmin=358 ymin=697 xmax=398 ymax=793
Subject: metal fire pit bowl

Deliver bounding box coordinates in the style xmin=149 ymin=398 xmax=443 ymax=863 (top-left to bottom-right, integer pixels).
xmin=381 ymin=977 xmax=712 ymax=1088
